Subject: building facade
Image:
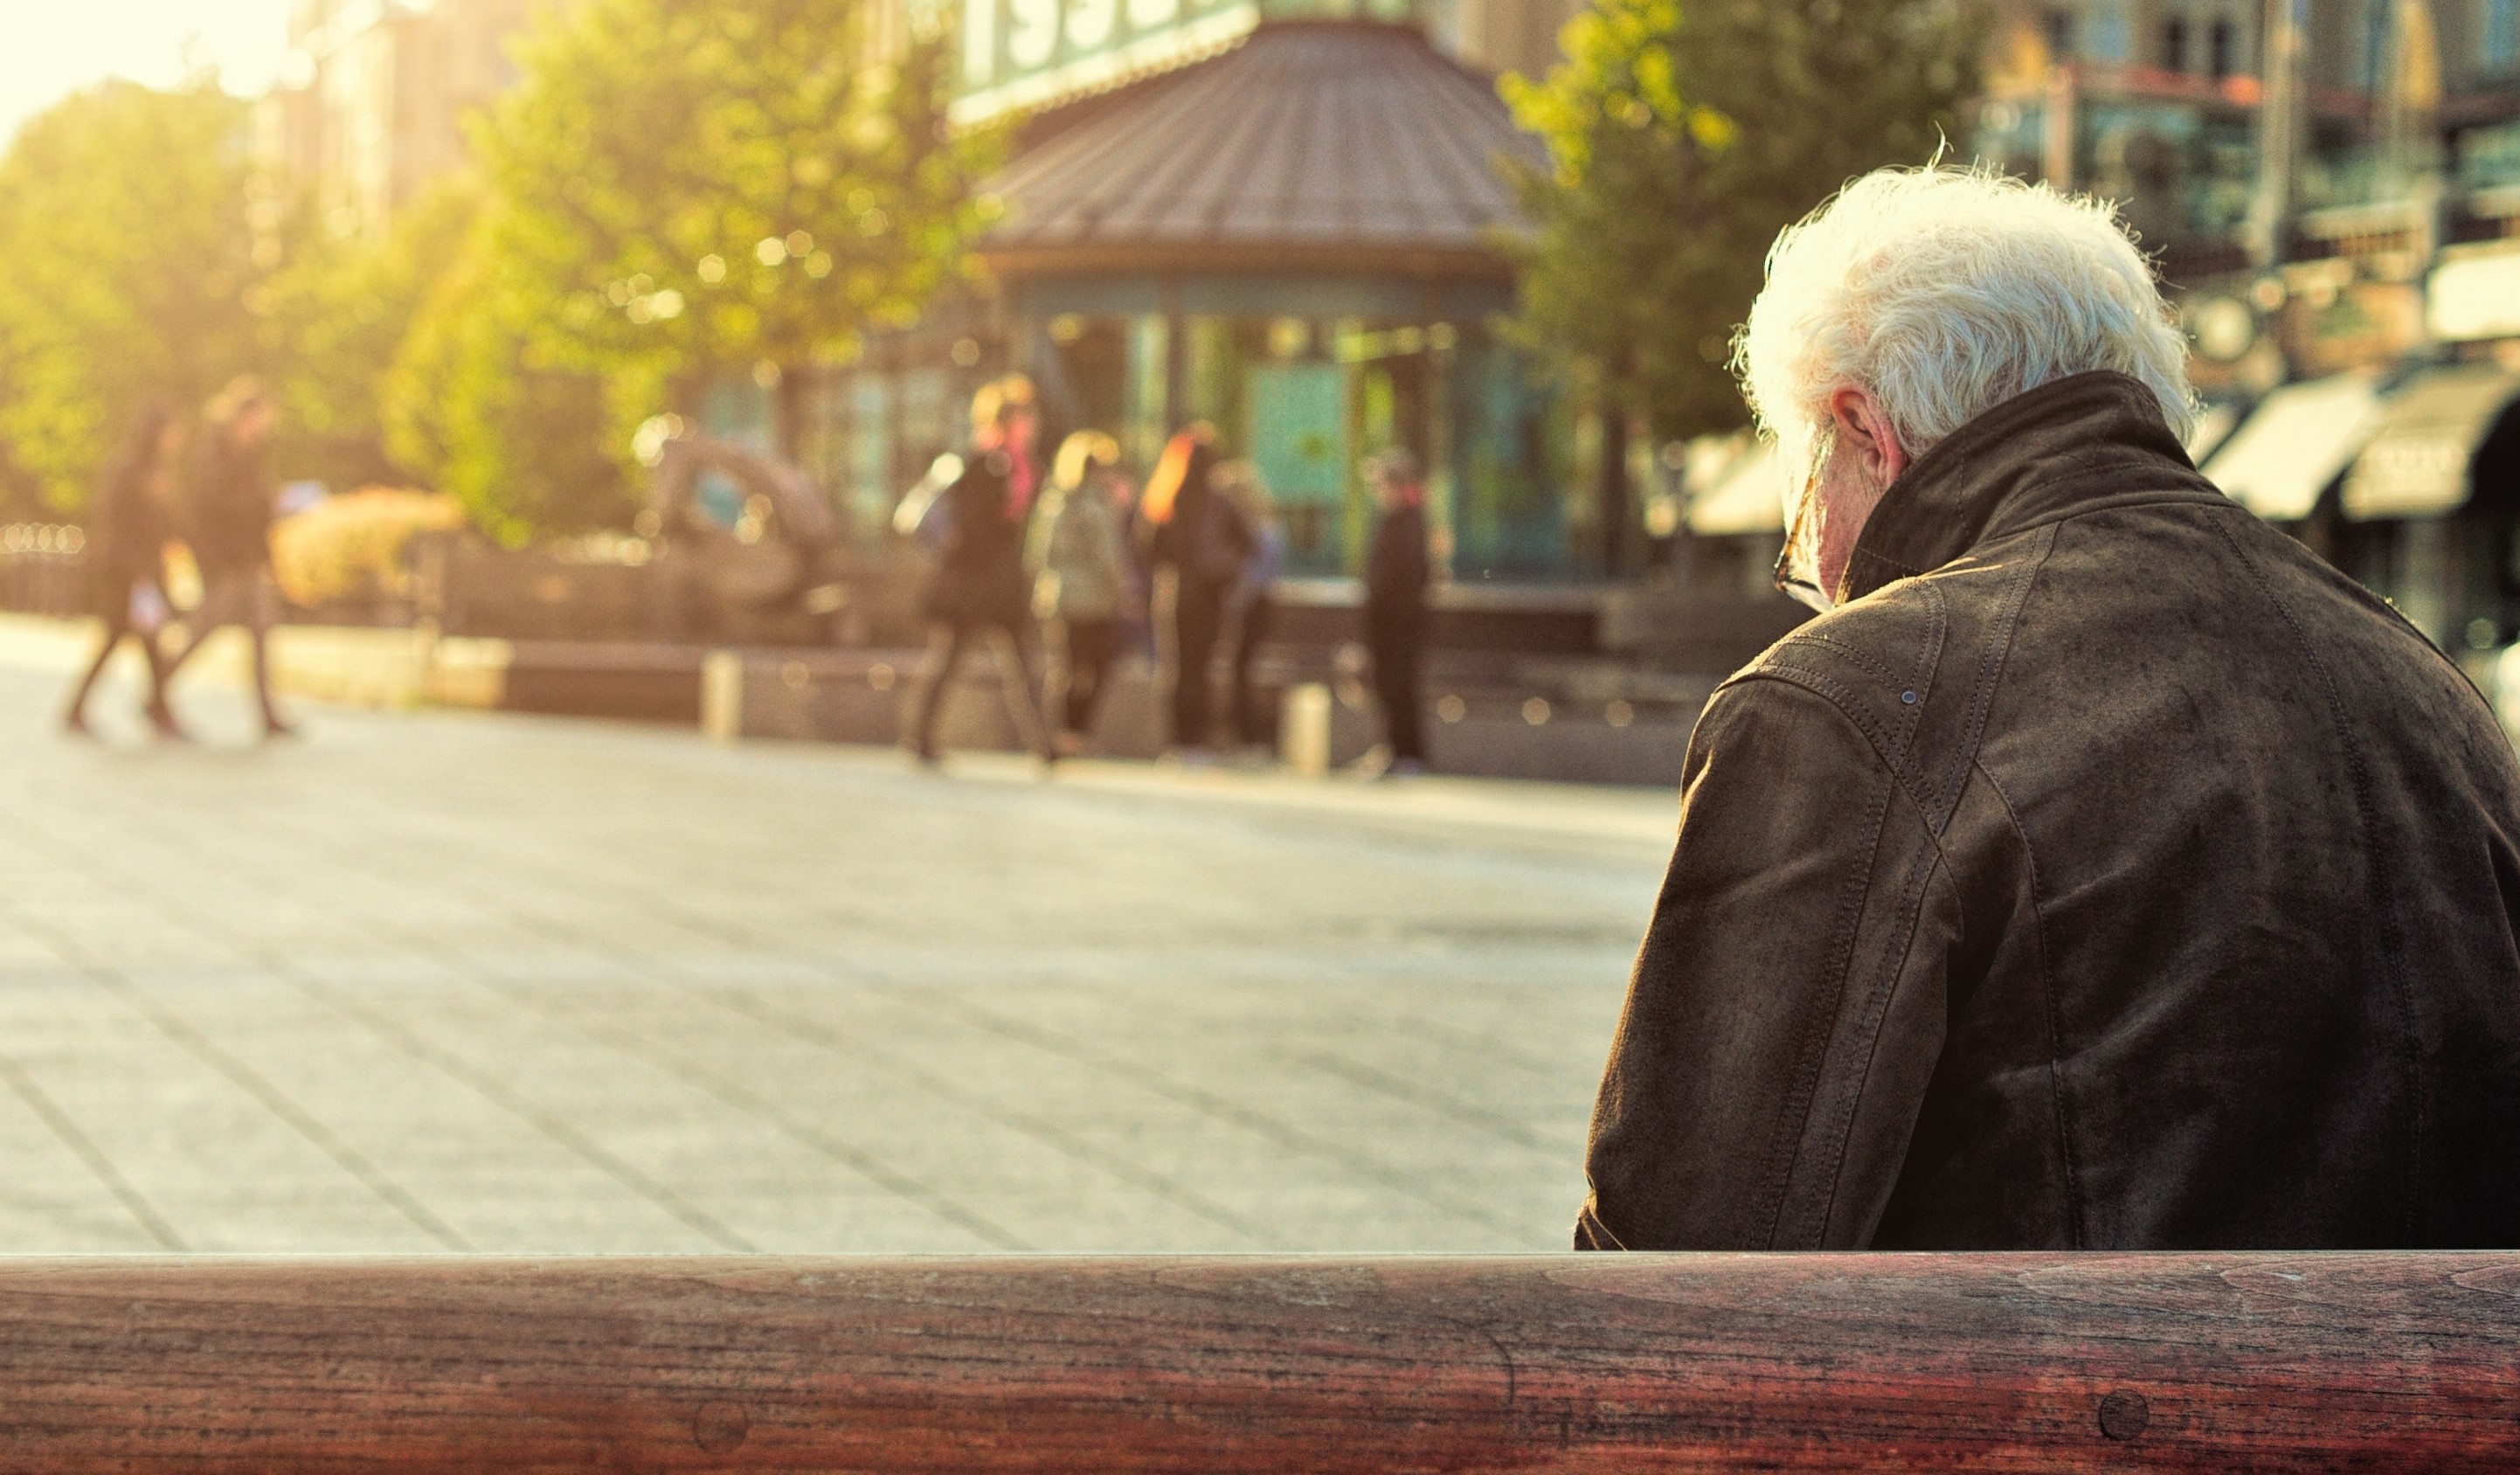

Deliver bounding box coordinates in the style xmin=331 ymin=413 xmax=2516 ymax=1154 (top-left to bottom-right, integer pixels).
xmin=1677 ymin=2 xmax=2520 ymax=663
xmin=256 ymin=0 xmax=553 ymax=239
xmin=1971 ymin=2 xmax=2520 ymax=668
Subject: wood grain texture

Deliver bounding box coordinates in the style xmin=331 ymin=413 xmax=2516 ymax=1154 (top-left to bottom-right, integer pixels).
xmin=0 ymin=1253 xmax=2511 ymax=1471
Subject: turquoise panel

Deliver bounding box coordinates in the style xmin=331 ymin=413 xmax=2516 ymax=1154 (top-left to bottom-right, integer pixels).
xmin=1250 ymin=363 xmax=1346 ymax=505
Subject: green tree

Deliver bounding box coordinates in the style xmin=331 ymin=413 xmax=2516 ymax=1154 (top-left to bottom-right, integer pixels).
xmin=259 ymin=178 xmax=484 ymax=491
xmin=0 ymin=80 xmax=263 ymax=510
xmin=381 ymin=201 xmax=631 ymax=544
xmin=1503 ymin=0 xmax=1977 ymax=561
xmin=480 ymin=0 xmax=993 ymax=461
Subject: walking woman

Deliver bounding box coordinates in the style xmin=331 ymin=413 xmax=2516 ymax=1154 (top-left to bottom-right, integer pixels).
xmin=1027 ymin=430 xmax=1137 ymax=757
xmin=62 ymin=399 xmax=183 ymax=738
xmin=904 ymin=376 xmax=1057 ymax=768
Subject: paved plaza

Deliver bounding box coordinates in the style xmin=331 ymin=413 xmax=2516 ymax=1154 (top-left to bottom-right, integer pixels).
xmin=0 ymin=625 xmax=1673 ymax=1253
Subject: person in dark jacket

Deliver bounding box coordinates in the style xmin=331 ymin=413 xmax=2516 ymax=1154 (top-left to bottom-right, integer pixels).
xmin=62 ymin=399 xmax=183 ymax=738
xmin=1141 ymin=427 xmax=1250 ymax=759
xmin=1577 ymin=166 xmax=2520 ymax=1253
xmin=904 ymin=376 xmax=1056 ymax=768
xmin=1361 ymin=449 xmax=1430 ymax=777
xmin=1216 ymin=461 xmax=1284 ymax=752
xmin=163 ymin=377 xmax=293 ymax=738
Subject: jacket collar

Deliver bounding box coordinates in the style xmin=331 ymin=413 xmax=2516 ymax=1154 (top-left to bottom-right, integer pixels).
xmin=1839 ymin=370 xmax=2224 ymax=603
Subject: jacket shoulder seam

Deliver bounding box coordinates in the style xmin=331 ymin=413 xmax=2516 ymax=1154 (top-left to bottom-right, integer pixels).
xmin=1726 ymin=668 xmax=1948 ymax=846
xmin=1929 ymin=523 xmax=2056 ymax=828
xmin=1772 ymin=631 xmax=1908 ymax=691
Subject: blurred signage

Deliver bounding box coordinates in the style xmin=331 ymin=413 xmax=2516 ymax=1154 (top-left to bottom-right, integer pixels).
xmin=2276 ymin=278 xmax=2425 ymax=378
xmin=2429 ymin=243 xmax=2520 ymax=344
xmin=952 ymin=0 xmax=1416 ymax=122
xmin=954 ymin=0 xmax=1263 ymax=122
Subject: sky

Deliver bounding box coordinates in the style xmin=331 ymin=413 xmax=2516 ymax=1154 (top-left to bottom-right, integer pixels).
xmin=0 ymin=2 xmax=292 ymax=148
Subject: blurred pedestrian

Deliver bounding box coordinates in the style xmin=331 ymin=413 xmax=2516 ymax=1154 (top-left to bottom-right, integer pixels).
xmin=905 ymin=376 xmax=1056 ymax=769
xmin=61 ymin=399 xmax=184 ymax=739
xmin=163 ymin=377 xmax=294 ymax=738
xmin=1215 ymin=461 xmax=1284 ymax=754
xmin=1140 ymin=426 xmax=1250 ymax=760
xmin=1361 ymin=448 xmax=1430 ymax=777
xmin=1028 ymin=430 xmax=1137 ymax=758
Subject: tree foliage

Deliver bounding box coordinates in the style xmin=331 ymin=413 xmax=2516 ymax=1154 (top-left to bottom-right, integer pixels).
xmin=258 ymin=179 xmax=483 ymax=492
xmin=381 ymin=197 xmax=632 ymax=545
xmin=0 ymin=0 xmax=985 ymax=541
xmin=0 ymin=80 xmax=262 ymax=509
xmin=479 ymin=0 xmax=993 ymax=454
xmin=1504 ymin=0 xmax=1980 ymax=443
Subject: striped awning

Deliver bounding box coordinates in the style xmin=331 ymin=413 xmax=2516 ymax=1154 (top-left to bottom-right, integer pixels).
xmin=2342 ymin=364 xmax=2520 ymax=522
xmin=2201 ymin=372 xmax=2388 ymax=522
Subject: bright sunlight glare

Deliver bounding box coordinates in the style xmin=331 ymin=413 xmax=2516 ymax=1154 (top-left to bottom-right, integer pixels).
xmin=0 ymin=2 xmax=291 ymax=148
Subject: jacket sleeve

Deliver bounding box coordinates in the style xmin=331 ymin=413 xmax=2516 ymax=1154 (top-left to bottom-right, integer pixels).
xmin=1576 ymin=675 xmax=1954 ymax=1250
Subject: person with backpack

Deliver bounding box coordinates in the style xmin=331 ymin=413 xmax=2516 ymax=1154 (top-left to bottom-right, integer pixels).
xmin=62 ymin=398 xmax=184 ymax=739
xmin=1027 ymin=430 xmax=1138 ymax=757
xmin=1140 ymin=426 xmax=1251 ymax=760
xmin=903 ymin=376 xmax=1057 ymax=770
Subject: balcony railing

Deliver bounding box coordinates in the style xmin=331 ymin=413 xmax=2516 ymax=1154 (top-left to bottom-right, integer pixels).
xmin=0 ymin=1252 xmax=2512 ymax=1470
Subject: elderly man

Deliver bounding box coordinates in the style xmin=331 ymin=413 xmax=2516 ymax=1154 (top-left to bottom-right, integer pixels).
xmin=1578 ymin=167 xmax=2520 ymax=1251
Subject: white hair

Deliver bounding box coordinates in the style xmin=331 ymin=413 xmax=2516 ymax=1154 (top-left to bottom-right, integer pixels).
xmin=1736 ymin=166 xmax=2197 ymax=517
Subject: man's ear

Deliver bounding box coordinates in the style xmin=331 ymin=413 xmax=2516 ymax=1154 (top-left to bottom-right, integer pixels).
xmin=1827 ymin=387 xmax=1908 ymax=488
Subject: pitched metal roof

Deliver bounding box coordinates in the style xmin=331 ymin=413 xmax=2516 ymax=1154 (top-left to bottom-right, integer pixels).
xmin=979 ymin=23 xmax=1546 ymax=280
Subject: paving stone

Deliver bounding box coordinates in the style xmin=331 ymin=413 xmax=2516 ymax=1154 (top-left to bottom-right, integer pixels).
xmin=0 ymin=639 xmax=1669 ymax=1252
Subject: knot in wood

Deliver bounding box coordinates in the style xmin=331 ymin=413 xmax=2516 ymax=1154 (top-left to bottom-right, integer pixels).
xmin=692 ymin=1402 xmax=751 ymax=1453
xmin=2097 ymin=1390 xmax=2151 ymax=1442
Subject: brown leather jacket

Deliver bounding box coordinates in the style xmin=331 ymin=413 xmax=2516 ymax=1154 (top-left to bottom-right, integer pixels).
xmin=1578 ymin=371 xmax=2520 ymax=1250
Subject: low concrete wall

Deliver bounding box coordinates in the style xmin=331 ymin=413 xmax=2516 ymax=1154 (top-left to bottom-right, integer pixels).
xmin=5 ymin=614 xmax=1703 ymax=786
xmin=35 ymin=621 xmax=447 ymax=711
xmin=715 ymin=649 xmax=1707 ymax=786
xmin=4 ymin=617 xmax=697 ymax=724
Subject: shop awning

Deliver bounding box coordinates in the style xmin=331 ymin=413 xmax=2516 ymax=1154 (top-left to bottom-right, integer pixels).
xmin=2199 ymin=372 xmax=2387 ymax=521
xmin=1685 ymin=436 xmax=1785 ymax=537
xmin=2341 ymin=364 xmax=2520 ymax=522
xmin=2184 ymin=401 xmax=2241 ymax=465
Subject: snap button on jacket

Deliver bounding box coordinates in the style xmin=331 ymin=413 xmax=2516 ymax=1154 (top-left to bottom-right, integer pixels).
xmin=1578 ymin=371 xmax=2520 ymax=1250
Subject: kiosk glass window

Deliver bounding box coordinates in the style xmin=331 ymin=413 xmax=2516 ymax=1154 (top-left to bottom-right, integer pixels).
xmin=1038 ymin=309 xmax=1580 ymax=580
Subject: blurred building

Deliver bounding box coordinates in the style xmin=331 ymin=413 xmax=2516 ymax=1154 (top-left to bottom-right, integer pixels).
xmin=257 ymin=0 xmax=1601 ymax=592
xmin=813 ymin=0 xmax=1594 ymax=594
xmin=255 ymin=0 xmax=558 ymax=239
xmin=1976 ymin=1 xmax=2519 ymax=276
xmin=1661 ymin=2 xmax=2520 ymax=680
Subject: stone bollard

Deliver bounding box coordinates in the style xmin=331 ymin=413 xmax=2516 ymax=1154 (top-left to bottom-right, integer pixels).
xmin=701 ymin=650 xmax=745 ymax=744
xmin=1281 ymin=682 xmax=1333 ymax=778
